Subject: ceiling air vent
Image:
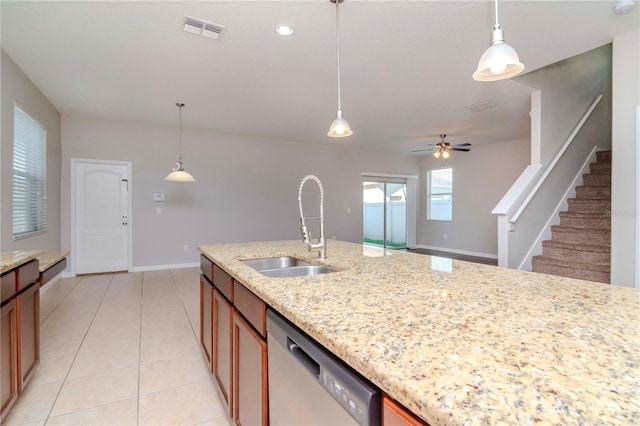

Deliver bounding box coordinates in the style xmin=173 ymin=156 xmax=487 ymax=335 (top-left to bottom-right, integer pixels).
xmin=465 ymin=100 xmax=497 ymax=111
xmin=183 ymin=15 xmax=226 ymax=40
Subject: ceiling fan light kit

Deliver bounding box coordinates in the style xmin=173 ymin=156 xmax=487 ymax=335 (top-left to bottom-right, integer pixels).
xmin=327 ymin=0 xmax=353 ymax=138
xmin=165 ymin=102 xmax=196 ymax=183
xmin=473 ymin=0 xmax=524 ymax=81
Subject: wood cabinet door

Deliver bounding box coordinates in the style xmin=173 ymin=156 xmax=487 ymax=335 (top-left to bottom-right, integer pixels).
xmin=17 ymin=283 xmax=39 ymax=391
xmin=1 ymin=299 xmax=18 ymax=421
xmin=200 ymin=275 xmax=213 ymax=370
xmin=232 ymin=311 xmax=267 ymax=426
xmin=213 ymin=288 xmax=233 ymax=416
xmin=382 ymin=394 xmax=427 ymax=426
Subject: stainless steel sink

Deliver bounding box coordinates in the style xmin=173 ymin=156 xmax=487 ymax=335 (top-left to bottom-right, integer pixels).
xmin=241 ymin=256 xmax=334 ymax=278
xmin=260 ymin=265 xmax=334 ymax=278
xmin=242 ymin=256 xmax=312 ymax=271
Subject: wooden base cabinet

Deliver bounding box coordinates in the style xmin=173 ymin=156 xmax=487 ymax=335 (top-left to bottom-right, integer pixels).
xmin=1 ymin=300 xmax=18 ymax=421
xmin=232 ymin=311 xmax=267 ymax=426
xmin=213 ymin=288 xmax=233 ymax=416
xmin=383 ymin=395 xmax=428 ymax=426
xmin=17 ymin=283 xmax=39 ymax=391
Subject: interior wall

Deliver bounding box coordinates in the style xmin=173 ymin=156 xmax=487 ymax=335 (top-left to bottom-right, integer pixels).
xmin=516 ymin=44 xmax=612 ymax=166
xmin=1 ymin=49 xmax=62 ymax=252
xmin=416 ymin=137 xmax=529 ymax=257
xmin=61 ymin=115 xmax=420 ymax=270
xmin=611 ymin=28 xmax=639 ymax=288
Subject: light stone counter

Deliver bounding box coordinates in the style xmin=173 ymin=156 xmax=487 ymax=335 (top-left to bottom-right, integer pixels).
xmin=198 ymin=240 xmax=640 ymax=425
xmin=37 ymin=251 xmax=69 ymax=272
xmin=0 ymin=250 xmax=42 ymax=274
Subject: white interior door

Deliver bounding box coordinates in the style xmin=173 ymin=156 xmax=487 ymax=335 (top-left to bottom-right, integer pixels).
xmin=74 ymin=161 xmax=130 ymax=274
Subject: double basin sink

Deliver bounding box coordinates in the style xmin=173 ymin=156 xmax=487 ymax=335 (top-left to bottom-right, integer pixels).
xmin=241 ymin=256 xmax=335 ymax=278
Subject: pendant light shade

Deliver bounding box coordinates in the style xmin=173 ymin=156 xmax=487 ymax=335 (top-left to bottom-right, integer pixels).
xmin=165 ymin=102 xmax=196 ymax=182
xmin=473 ymin=0 xmax=524 ymax=82
xmin=327 ymin=0 xmax=353 ymax=138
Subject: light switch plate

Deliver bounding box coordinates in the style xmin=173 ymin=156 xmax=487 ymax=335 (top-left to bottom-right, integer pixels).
xmin=153 ymin=192 xmax=165 ymax=202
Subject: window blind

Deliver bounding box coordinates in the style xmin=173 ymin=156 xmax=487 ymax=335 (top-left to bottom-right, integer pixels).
xmin=13 ymin=104 xmax=47 ymax=240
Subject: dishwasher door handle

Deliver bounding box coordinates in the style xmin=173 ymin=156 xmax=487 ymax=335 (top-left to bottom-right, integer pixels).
xmin=287 ymin=337 xmax=320 ymax=379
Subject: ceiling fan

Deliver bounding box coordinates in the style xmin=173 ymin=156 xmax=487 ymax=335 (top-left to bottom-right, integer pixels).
xmin=412 ymin=134 xmax=472 ymax=158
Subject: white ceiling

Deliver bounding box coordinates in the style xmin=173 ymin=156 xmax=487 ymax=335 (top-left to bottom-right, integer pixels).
xmin=1 ymin=1 xmax=638 ymax=154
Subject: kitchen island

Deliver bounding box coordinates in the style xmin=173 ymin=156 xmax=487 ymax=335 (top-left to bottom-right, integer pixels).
xmin=198 ymin=240 xmax=639 ymax=425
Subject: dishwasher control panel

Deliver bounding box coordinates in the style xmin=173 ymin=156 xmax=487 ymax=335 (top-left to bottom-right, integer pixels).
xmin=321 ymin=368 xmax=369 ymax=424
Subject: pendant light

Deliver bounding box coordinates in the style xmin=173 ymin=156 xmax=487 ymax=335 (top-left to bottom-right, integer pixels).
xmin=327 ymin=0 xmax=353 ymax=138
xmin=165 ymin=102 xmax=196 ymax=182
xmin=473 ymin=0 xmax=524 ymax=81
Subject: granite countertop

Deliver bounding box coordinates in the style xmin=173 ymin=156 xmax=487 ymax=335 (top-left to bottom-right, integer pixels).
xmin=0 ymin=250 xmax=42 ymax=274
xmin=37 ymin=251 xmax=70 ymax=272
xmin=198 ymin=240 xmax=640 ymax=425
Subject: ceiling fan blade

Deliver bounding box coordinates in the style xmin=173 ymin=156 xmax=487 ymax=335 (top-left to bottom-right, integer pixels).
xmin=451 ymin=148 xmax=471 ymax=152
xmin=412 ymin=148 xmax=436 ymax=153
xmin=452 ymin=143 xmax=472 ymax=147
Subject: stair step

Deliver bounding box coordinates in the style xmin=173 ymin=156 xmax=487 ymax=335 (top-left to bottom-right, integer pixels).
xmin=575 ymin=186 xmax=611 ymax=199
xmin=567 ymin=198 xmax=610 ymax=213
xmin=541 ymin=240 xmax=610 ymax=264
xmin=596 ymin=150 xmax=612 ymax=163
xmin=582 ymin=173 xmax=611 ymax=187
xmin=589 ymin=162 xmax=611 ymax=175
xmin=559 ymin=211 xmax=610 ymax=228
xmin=551 ymin=225 xmax=610 ymax=245
xmin=532 ymin=256 xmax=610 ymax=284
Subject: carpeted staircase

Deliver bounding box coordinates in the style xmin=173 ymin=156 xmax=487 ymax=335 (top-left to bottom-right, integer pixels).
xmin=532 ymin=150 xmax=611 ymax=283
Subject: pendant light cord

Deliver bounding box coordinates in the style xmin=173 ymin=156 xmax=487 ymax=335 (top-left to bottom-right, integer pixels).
xmin=177 ymin=102 xmax=184 ymax=164
xmin=335 ymin=0 xmax=342 ymax=112
xmin=494 ymin=0 xmax=500 ymax=29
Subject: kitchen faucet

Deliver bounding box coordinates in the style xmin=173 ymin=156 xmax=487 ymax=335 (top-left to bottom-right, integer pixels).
xmin=298 ymin=175 xmax=326 ymax=259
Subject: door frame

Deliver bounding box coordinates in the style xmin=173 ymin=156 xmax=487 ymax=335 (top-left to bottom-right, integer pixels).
xmin=70 ymin=158 xmax=133 ymax=276
xmin=362 ymin=172 xmax=418 ymax=249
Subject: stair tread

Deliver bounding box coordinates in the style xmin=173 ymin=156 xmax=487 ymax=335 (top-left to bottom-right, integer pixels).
xmin=542 ymin=240 xmax=611 ymax=253
xmin=551 ymin=225 xmax=610 ymax=234
xmin=559 ymin=211 xmax=610 ymax=218
xmin=533 ymin=255 xmax=610 ymax=272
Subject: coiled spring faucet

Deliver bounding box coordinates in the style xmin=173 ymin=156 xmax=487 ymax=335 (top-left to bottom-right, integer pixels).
xmin=298 ymin=175 xmax=326 ymax=259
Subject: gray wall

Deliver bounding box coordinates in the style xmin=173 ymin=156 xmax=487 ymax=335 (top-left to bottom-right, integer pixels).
xmin=1 ymin=49 xmax=62 ymax=251
xmin=516 ymin=44 xmax=612 ymax=165
xmin=611 ymin=28 xmax=639 ymax=288
xmin=416 ymin=137 xmax=530 ymax=257
xmin=61 ymin=115 xmax=420 ymax=270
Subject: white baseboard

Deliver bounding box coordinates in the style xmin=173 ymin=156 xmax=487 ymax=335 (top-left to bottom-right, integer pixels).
xmin=411 ymin=245 xmax=498 ymax=260
xmin=129 ymin=262 xmax=199 ymax=273
xmin=61 ymin=271 xmax=75 ymax=278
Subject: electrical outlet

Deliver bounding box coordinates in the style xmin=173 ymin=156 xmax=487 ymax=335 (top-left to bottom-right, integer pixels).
xmin=183 ymin=244 xmax=189 ymax=251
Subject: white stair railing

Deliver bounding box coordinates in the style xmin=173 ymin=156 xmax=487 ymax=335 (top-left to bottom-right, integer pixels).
xmin=492 ymin=94 xmax=603 ymax=269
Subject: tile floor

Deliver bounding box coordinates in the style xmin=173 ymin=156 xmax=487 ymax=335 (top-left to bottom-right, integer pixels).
xmin=2 ymin=268 xmax=230 ymax=426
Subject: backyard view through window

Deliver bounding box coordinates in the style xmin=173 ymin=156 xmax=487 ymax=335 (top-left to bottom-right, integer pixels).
xmin=427 ymin=168 xmax=452 ymax=221
xmin=363 ymin=180 xmax=407 ymax=248
xmin=13 ymin=104 xmax=47 ymax=239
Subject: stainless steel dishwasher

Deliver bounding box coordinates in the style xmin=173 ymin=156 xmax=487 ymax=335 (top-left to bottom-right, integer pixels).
xmin=267 ymin=309 xmax=380 ymax=426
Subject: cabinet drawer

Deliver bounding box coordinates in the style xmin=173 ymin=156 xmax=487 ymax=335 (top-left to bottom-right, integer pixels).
xmin=1 ymin=272 xmax=16 ymax=305
xmin=17 ymin=260 xmax=39 ymax=292
xmin=234 ymin=281 xmax=266 ymax=338
xmin=213 ymin=265 xmax=234 ymax=302
xmin=200 ymin=255 xmax=214 ymax=283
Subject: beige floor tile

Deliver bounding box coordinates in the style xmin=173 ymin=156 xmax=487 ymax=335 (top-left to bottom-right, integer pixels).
xmin=141 ymin=297 xmax=183 ymax=313
xmin=45 ymin=397 xmax=137 ymax=425
xmin=141 ymin=306 xmax=190 ymax=328
xmin=0 ymin=381 xmax=62 ymax=425
xmin=67 ymin=346 xmax=140 ymax=379
xmin=139 ymin=353 xmax=210 ymax=396
xmin=138 ymin=379 xmax=225 ymax=426
xmin=192 ymin=416 xmax=232 ymax=426
xmin=140 ymin=330 xmax=200 ymax=363
xmin=141 ymin=321 xmax=194 ymax=342
xmin=28 ymin=355 xmax=74 ymax=386
xmin=79 ymin=327 xmax=140 ymax=354
xmin=50 ymin=366 xmax=138 ymax=417
xmin=39 ymin=334 xmax=85 ymax=359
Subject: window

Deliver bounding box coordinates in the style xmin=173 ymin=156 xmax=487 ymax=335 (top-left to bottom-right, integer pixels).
xmin=13 ymin=104 xmax=47 ymax=239
xmin=427 ymin=168 xmax=452 ymax=221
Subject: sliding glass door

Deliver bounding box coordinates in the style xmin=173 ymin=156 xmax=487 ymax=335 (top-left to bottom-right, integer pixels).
xmin=363 ymin=179 xmax=407 ymax=249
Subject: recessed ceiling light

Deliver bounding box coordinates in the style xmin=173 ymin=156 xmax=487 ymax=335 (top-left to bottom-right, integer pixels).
xmin=275 ymin=25 xmax=294 ymax=36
